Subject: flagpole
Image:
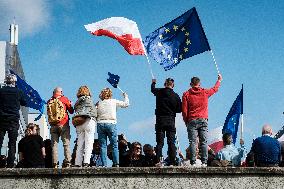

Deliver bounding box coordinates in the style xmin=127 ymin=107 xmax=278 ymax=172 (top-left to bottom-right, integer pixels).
xmin=145 ymin=53 xmax=155 ymax=79
xmin=241 ymin=114 xmax=244 ymax=140
xmin=117 ymin=86 xmax=124 ymax=93
xmin=210 ymin=50 xmax=220 ymax=74
xmin=140 ymin=38 xmax=155 ymax=79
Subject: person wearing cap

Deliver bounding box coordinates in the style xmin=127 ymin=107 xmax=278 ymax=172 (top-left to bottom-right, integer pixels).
xmin=182 ymin=74 xmax=222 ymax=167
xmin=0 ymin=74 xmax=27 ymax=168
xmin=151 ymin=78 xmax=182 ymax=166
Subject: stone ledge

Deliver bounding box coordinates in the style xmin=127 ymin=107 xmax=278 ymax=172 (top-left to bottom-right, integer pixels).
xmin=0 ymin=167 xmax=284 ymax=177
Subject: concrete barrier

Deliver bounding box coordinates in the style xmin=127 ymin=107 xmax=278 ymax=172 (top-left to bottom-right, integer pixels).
xmin=0 ymin=167 xmax=284 ymax=189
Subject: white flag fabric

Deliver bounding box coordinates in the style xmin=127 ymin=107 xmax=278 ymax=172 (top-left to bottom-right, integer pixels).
xmin=85 ymin=17 xmax=145 ymax=55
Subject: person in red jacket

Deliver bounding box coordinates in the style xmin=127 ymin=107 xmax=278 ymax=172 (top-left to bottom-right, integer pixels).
xmin=48 ymin=87 xmax=74 ymax=168
xmin=182 ymin=74 xmax=222 ymax=166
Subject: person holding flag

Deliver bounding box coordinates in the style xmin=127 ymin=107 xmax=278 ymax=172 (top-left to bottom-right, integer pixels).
xmin=151 ymin=78 xmax=182 ymax=166
xmin=182 ymin=74 xmax=222 ymax=167
xmin=215 ymin=133 xmax=246 ymax=167
xmin=96 ymin=88 xmax=129 ymax=167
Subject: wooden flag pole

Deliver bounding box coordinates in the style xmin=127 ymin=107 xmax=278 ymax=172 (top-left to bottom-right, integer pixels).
xmin=210 ymin=50 xmax=220 ymax=74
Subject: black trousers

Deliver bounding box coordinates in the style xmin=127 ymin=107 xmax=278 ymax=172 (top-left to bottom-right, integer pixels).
xmin=155 ymin=116 xmax=176 ymax=165
xmin=0 ymin=122 xmax=19 ymax=168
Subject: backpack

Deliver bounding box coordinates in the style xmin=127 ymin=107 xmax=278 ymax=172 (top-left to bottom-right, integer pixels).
xmin=47 ymin=97 xmax=66 ymax=125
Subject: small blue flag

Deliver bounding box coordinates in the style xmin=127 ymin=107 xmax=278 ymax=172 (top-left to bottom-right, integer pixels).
xmin=10 ymin=70 xmax=46 ymax=121
xmin=144 ymin=7 xmax=211 ymax=71
xmin=107 ymin=72 xmax=120 ymax=88
xmin=223 ymin=86 xmax=243 ymax=144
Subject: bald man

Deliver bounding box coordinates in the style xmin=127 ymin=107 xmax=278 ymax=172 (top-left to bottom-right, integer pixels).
xmin=251 ymin=124 xmax=281 ymax=167
xmin=47 ymin=87 xmax=74 ymax=168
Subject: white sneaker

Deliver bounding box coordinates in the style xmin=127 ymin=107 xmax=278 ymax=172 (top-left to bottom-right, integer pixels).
xmin=201 ymin=163 xmax=207 ymax=167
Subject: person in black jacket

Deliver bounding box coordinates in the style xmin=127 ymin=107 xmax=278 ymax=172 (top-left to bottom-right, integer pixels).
xmin=0 ymin=74 xmax=27 ymax=168
xmin=18 ymin=123 xmax=46 ymax=168
xmin=151 ymin=78 xmax=182 ymax=166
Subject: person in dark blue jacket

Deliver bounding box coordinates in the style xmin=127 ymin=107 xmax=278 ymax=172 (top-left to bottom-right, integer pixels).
xmin=251 ymin=124 xmax=281 ymax=167
xmin=0 ymin=74 xmax=27 ymax=168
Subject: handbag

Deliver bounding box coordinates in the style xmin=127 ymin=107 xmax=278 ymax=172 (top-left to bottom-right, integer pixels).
xmin=72 ymin=115 xmax=88 ymax=126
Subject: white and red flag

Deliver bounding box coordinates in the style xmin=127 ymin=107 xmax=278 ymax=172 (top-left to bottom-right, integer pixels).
xmin=208 ymin=126 xmax=224 ymax=153
xmin=84 ymin=17 xmax=145 ymax=55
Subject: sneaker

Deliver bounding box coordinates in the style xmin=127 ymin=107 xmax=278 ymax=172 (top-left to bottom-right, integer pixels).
xmin=201 ymin=163 xmax=207 ymax=167
xmin=155 ymin=161 xmax=164 ymax=167
xmin=62 ymin=160 xmax=71 ymax=168
xmin=112 ymin=164 xmax=119 ymax=167
xmin=191 ymin=163 xmax=197 ymax=167
xmin=83 ymin=163 xmax=89 ymax=168
xmin=52 ymin=163 xmax=59 ymax=168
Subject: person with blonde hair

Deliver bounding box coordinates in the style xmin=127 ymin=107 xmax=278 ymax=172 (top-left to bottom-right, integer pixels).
xmin=96 ymin=88 xmax=129 ymax=167
xmin=73 ymin=86 xmax=97 ymax=167
xmin=18 ymin=123 xmax=45 ymax=168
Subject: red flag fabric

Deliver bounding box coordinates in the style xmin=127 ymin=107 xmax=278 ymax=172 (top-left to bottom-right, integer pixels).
xmin=85 ymin=17 xmax=145 ymax=55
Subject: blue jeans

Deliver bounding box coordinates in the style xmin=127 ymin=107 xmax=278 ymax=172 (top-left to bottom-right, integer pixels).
xmin=186 ymin=118 xmax=208 ymax=164
xmin=97 ymin=123 xmax=118 ymax=166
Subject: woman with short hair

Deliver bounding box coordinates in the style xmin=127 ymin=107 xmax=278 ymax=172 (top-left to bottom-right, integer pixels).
xmin=96 ymin=88 xmax=129 ymax=167
xmin=73 ymin=86 xmax=97 ymax=167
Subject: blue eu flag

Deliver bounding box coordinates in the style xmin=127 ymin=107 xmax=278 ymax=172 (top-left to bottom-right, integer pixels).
xmin=223 ymin=87 xmax=243 ymax=144
xmin=144 ymin=7 xmax=211 ymax=71
xmin=10 ymin=70 xmax=46 ymax=121
xmin=107 ymin=72 xmax=120 ymax=88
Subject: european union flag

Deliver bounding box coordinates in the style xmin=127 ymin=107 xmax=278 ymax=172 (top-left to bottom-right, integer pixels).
xmin=10 ymin=70 xmax=46 ymax=121
xmin=223 ymin=87 xmax=243 ymax=144
xmin=144 ymin=7 xmax=210 ymax=71
xmin=107 ymin=72 xmax=120 ymax=88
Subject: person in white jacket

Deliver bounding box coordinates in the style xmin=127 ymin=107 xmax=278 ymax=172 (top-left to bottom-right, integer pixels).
xmin=96 ymin=88 xmax=129 ymax=167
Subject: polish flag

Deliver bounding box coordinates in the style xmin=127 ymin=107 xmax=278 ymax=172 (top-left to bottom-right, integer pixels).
xmin=84 ymin=17 xmax=145 ymax=55
xmin=208 ymin=126 xmax=224 ymax=153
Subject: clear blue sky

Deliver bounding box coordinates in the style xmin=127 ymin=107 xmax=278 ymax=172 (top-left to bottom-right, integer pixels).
xmin=1 ymin=0 xmax=284 ymax=161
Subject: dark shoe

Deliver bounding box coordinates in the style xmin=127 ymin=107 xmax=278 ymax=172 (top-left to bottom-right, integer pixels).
xmin=7 ymin=164 xmax=15 ymax=168
xmin=72 ymin=165 xmax=81 ymax=168
xmin=112 ymin=164 xmax=119 ymax=167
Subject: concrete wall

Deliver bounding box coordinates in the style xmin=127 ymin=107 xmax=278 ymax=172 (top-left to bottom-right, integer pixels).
xmin=0 ymin=167 xmax=284 ymax=189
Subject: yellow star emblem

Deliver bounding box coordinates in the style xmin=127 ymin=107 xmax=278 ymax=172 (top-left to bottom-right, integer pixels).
xmin=179 ymin=54 xmax=183 ymax=59
xmin=184 ymin=47 xmax=188 ymax=52
xmin=159 ymin=34 xmax=163 ymax=39
xmin=181 ymin=27 xmax=185 ymax=31
xmin=186 ymin=39 xmax=191 ymax=45
xmin=165 ymin=28 xmax=170 ymax=33
xmin=173 ymin=25 xmax=178 ymax=31
xmin=185 ymin=32 xmax=190 ymax=36
xmin=173 ymin=58 xmax=178 ymax=63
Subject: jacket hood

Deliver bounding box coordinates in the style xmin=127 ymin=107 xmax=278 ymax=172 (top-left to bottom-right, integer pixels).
xmin=188 ymin=87 xmax=203 ymax=94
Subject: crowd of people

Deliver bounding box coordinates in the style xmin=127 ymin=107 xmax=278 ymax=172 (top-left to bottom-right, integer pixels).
xmin=0 ymin=73 xmax=283 ymax=168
